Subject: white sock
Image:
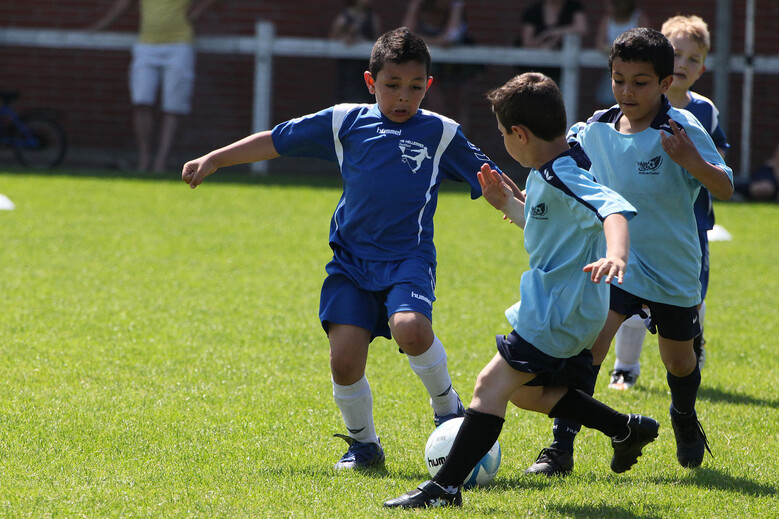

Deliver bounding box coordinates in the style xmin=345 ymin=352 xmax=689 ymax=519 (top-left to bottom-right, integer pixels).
xmin=698 ymin=300 xmax=706 ymax=329
xmin=332 ymin=375 xmax=378 ymax=444
xmin=407 ymin=336 xmax=458 ymax=416
xmin=613 ymin=314 xmax=646 ymax=373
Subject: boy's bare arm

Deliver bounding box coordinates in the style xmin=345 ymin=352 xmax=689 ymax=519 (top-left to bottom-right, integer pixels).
xmin=661 ymin=119 xmax=733 ymax=200
xmin=583 ymin=213 xmax=629 ymax=285
xmin=182 ymin=130 xmax=280 ymax=189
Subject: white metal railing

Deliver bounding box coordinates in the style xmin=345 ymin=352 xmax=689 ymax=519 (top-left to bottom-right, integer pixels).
xmin=2 ymin=22 xmax=778 ymax=173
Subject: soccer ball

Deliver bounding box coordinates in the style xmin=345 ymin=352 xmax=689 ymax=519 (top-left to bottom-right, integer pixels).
xmin=425 ymin=417 xmax=501 ymax=489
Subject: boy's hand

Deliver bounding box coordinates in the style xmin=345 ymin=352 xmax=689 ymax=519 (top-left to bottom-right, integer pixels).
xmin=660 ymin=119 xmax=704 ymax=171
xmin=182 ymin=156 xmax=217 ymax=189
xmin=477 ymin=163 xmax=513 ymax=211
xmin=583 ymin=256 xmax=626 ymax=285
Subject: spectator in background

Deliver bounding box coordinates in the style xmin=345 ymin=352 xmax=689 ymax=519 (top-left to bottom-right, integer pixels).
xmin=516 ymin=0 xmax=587 ymax=85
xmin=402 ymin=0 xmax=480 ymax=130
xmin=87 ymin=0 xmax=219 ymax=173
xmin=329 ymin=0 xmax=381 ymax=104
xmin=736 ymin=142 xmax=779 ymax=201
xmin=595 ymin=0 xmax=650 ymax=106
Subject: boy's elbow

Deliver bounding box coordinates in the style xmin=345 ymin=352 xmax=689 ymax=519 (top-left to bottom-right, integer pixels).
xmin=714 ymin=182 xmax=734 ymax=201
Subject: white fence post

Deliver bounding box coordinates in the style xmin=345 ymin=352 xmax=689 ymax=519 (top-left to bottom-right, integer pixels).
xmin=560 ymin=34 xmax=581 ymax=125
xmin=251 ymin=20 xmax=275 ymax=175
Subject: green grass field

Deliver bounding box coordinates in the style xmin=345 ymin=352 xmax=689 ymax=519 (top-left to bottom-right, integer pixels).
xmin=0 ymin=168 xmax=776 ymax=518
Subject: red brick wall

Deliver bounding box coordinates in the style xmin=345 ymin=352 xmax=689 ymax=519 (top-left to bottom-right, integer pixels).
xmin=1 ymin=1 xmax=776 ymax=176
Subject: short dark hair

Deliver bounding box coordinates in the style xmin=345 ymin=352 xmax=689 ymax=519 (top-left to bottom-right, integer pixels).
xmin=486 ymin=73 xmax=567 ymax=142
xmin=609 ymin=27 xmax=674 ymax=80
xmin=369 ymin=27 xmax=431 ymax=78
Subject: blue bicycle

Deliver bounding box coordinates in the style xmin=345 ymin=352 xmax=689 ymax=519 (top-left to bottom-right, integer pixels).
xmin=1 ymin=91 xmax=67 ymax=169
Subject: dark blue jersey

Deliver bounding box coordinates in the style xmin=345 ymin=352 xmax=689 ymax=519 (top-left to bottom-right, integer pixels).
xmin=685 ymin=92 xmax=729 ymax=231
xmin=272 ymin=103 xmax=498 ymax=264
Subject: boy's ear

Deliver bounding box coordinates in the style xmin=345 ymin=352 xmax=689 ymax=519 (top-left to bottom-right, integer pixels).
xmin=512 ymin=124 xmax=530 ymax=143
xmin=660 ymin=75 xmax=674 ymax=94
xmin=427 ymin=76 xmax=434 ymax=90
xmin=364 ymin=71 xmax=376 ymax=94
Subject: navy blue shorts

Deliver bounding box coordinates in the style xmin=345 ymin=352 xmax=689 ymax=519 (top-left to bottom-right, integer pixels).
xmin=496 ymin=331 xmax=595 ymax=390
xmin=319 ymin=247 xmax=436 ymax=340
xmin=698 ymin=229 xmax=710 ymax=300
xmin=609 ymin=285 xmax=701 ymax=341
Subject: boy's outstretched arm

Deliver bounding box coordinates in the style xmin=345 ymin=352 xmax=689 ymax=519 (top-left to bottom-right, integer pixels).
xmin=661 ymin=119 xmax=734 ymax=200
xmin=583 ymin=213 xmax=629 ymax=285
xmin=182 ymin=130 xmax=280 ymax=189
xmin=477 ymin=163 xmax=526 ymax=228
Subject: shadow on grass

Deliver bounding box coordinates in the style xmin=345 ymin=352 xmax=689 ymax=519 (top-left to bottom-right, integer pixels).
xmin=650 ymin=467 xmax=777 ymax=497
xmin=545 ymin=503 xmax=664 ymax=519
xmin=630 ymin=383 xmax=778 ymax=410
xmin=697 ymin=385 xmax=779 ymax=409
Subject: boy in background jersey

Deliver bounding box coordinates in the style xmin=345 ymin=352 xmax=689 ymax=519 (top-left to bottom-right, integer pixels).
xmin=182 ymin=27 xmax=499 ymax=471
xmin=608 ymin=15 xmax=729 ymax=391
xmin=384 ymin=72 xmax=651 ymax=510
xmin=527 ymin=28 xmax=733 ymax=478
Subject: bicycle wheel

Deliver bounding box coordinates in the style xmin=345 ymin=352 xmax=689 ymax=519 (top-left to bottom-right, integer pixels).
xmin=12 ymin=114 xmax=67 ymax=169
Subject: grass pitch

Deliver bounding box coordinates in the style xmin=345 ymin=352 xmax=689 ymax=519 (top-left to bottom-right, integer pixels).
xmin=0 ymin=168 xmax=776 ymax=518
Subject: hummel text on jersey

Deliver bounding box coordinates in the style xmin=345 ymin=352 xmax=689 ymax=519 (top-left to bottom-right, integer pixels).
xmin=378 ymin=127 xmax=402 ymax=136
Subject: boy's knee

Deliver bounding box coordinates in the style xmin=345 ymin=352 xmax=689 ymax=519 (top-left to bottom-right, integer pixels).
xmin=330 ymin=353 xmax=364 ymax=385
xmin=391 ymin=313 xmax=434 ymax=354
xmin=663 ymin=354 xmax=697 ymax=377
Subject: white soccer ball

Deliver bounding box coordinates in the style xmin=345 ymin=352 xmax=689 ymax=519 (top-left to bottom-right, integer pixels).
xmin=425 ymin=417 xmax=501 ymax=489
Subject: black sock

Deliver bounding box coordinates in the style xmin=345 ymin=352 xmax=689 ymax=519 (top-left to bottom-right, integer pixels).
xmin=667 ymin=363 xmax=701 ymax=414
xmin=550 ymin=364 xmax=601 ymax=453
xmin=549 ymin=387 xmax=628 ymax=439
xmin=432 ymin=408 xmax=504 ymax=488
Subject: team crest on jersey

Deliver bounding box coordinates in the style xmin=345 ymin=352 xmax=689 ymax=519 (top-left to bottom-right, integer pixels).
xmin=399 ymin=139 xmax=431 ymax=173
xmin=530 ymin=203 xmax=548 ymax=219
xmin=638 ymin=156 xmax=663 ymax=174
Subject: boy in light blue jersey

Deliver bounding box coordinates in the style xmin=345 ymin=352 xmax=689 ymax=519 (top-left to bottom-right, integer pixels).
xmin=527 ymin=27 xmax=733 ymax=478
xmin=385 ymin=73 xmax=652 ymax=510
xmin=609 ymin=15 xmax=729 ymax=391
xmin=182 ymin=27 xmax=500 ymax=470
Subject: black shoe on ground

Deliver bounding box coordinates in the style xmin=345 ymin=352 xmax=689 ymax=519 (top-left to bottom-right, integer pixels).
xmin=611 ymin=414 xmax=659 ymax=473
xmin=383 ymin=480 xmax=462 ymax=509
xmin=670 ymin=407 xmax=712 ymax=468
xmin=525 ymin=447 xmax=574 ymax=476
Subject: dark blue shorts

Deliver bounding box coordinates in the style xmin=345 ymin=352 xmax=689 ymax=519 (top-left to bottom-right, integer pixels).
xmin=319 ymin=247 xmax=436 ymax=340
xmin=496 ymin=331 xmax=595 ymax=390
xmin=698 ymin=229 xmax=710 ymax=300
xmin=609 ymin=285 xmax=701 ymax=341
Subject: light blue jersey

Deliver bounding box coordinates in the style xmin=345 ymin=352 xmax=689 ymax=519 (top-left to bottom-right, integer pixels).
xmin=568 ymin=96 xmax=733 ymax=307
xmin=504 ymin=144 xmax=637 ymax=358
xmin=271 ymin=103 xmax=498 ymax=264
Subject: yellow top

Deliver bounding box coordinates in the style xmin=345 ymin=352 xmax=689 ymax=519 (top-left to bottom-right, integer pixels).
xmin=139 ymin=0 xmax=193 ymax=44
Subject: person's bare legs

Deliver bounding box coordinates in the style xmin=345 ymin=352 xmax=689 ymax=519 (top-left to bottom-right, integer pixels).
xmin=153 ymin=112 xmax=180 ymax=173
xmin=133 ymin=105 xmax=154 ymax=171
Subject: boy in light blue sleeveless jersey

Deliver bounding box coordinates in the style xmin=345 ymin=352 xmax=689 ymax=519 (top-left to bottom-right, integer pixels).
xmin=527 ymin=27 xmax=733 ymax=478
xmin=182 ymin=27 xmax=500 ymax=470
xmin=385 ymin=73 xmax=652 ymax=510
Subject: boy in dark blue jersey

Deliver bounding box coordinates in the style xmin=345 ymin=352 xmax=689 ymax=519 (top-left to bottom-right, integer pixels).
xmin=384 ymin=72 xmax=653 ymax=510
xmin=182 ymin=27 xmax=499 ymax=470
xmin=526 ymin=27 xmax=733 ymax=478
xmin=609 ymin=15 xmax=729 ymax=392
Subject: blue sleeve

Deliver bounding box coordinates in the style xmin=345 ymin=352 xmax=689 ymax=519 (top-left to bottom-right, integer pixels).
xmin=271 ymin=107 xmax=339 ymax=163
xmin=439 ymin=127 xmax=501 ymax=199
